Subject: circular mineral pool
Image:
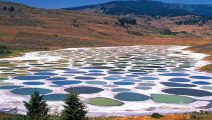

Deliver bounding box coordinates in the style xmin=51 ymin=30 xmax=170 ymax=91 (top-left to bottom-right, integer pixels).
xmin=44 ymin=94 xmax=67 ymax=101
xmin=201 ymin=86 xmax=212 ymax=90
xmin=190 ymin=76 xmax=211 ymax=80
xmin=14 ymin=75 xmax=50 ymax=80
xmin=94 ymin=66 xmax=115 ymax=69
xmin=47 ymin=77 xmax=67 ymax=81
xmin=168 ymin=78 xmax=191 ymax=83
xmin=114 ymin=92 xmax=151 ymax=101
xmin=107 ymin=71 xmax=124 ymax=75
xmin=34 ymin=72 xmax=58 ymax=76
xmin=113 ymin=81 xmax=135 ymax=85
xmin=135 ymin=86 xmax=152 ymax=90
xmin=162 ymin=88 xmax=212 ymax=97
xmin=161 ymin=82 xmax=196 ymax=87
xmin=0 ymin=85 xmax=23 ymax=89
xmin=87 ymin=97 xmax=124 ymax=106
xmin=0 ymin=82 xmax=13 ymax=86
xmin=86 ymin=81 xmax=107 ymax=85
xmin=64 ymin=71 xmax=87 ymax=74
xmin=23 ymin=82 xmax=45 ymax=85
xmin=88 ymin=70 xmax=104 ymax=73
xmin=125 ymin=75 xmax=140 ymax=77
xmin=52 ymin=80 xmax=82 ymax=85
xmin=11 ymin=88 xmax=53 ymax=95
xmin=65 ymin=87 xmax=104 ymax=94
xmin=192 ymin=81 xmax=211 ymax=85
xmin=103 ymin=85 xmax=118 ymax=87
xmin=112 ymin=88 xmax=131 ymax=92
xmin=138 ymin=83 xmax=156 ymax=87
xmin=160 ymin=73 xmax=189 ymax=76
xmin=151 ymin=94 xmax=195 ymax=104
xmin=84 ymin=73 xmax=105 ymax=76
xmin=104 ymin=76 xmax=123 ymax=80
xmin=138 ymin=77 xmax=159 ymax=80
xmin=74 ymin=76 xmax=96 ymax=80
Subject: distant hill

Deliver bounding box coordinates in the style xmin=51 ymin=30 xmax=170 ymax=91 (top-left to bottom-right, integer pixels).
xmin=66 ymin=0 xmax=212 ymax=18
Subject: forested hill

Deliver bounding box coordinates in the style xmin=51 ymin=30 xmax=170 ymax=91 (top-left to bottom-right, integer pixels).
xmin=66 ymin=0 xmax=212 ymax=18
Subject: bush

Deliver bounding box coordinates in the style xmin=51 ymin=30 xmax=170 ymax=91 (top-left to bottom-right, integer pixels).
xmin=24 ymin=90 xmax=49 ymax=120
xmin=9 ymin=7 xmax=14 ymax=12
xmin=60 ymin=88 xmax=88 ymax=120
xmin=151 ymin=113 xmax=164 ymax=119
xmin=161 ymin=28 xmax=173 ymax=35
xmin=0 ymin=116 xmax=26 ymax=120
xmin=3 ymin=6 xmax=7 ymax=10
xmin=0 ymin=45 xmax=11 ymax=55
xmin=117 ymin=16 xmax=137 ymax=26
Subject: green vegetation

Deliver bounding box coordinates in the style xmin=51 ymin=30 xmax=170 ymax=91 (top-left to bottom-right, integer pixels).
xmin=151 ymin=94 xmax=194 ymax=104
xmin=200 ymin=64 xmax=212 ymax=73
xmin=60 ymin=88 xmax=88 ymax=120
xmin=117 ymin=16 xmax=137 ymax=27
xmin=87 ymin=97 xmax=124 ymax=106
xmin=191 ymin=110 xmax=211 ymax=120
xmin=0 ymin=45 xmax=11 ymax=55
xmin=69 ymin=0 xmax=194 ymax=17
xmin=160 ymin=28 xmax=174 ymax=35
xmin=24 ymin=90 xmax=49 ymax=120
xmin=151 ymin=113 xmax=164 ymax=119
xmin=175 ymin=17 xmax=208 ymax=26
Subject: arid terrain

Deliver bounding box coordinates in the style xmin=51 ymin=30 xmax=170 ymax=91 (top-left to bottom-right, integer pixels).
xmin=0 ymin=1 xmax=212 ymax=119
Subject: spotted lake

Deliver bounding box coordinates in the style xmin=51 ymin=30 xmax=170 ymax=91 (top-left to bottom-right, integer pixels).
xmin=0 ymin=46 xmax=211 ymax=116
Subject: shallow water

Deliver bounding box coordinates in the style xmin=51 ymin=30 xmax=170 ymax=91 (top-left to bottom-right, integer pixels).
xmin=0 ymin=45 xmax=211 ymax=116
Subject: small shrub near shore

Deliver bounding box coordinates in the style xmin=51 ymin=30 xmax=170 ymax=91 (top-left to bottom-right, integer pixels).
xmin=151 ymin=113 xmax=164 ymax=119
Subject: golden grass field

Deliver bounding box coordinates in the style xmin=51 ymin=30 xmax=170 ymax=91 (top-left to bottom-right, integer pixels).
xmin=0 ymin=2 xmax=212 ymax=120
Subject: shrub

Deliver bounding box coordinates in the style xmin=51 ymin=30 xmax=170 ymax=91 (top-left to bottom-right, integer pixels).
xmin=60 ymin=88 xmax=88 ymax=120
xmin=151 ymin=113 xmax=164 ymax=119
xmin=24 ymin=90 xmax=49 ymax=120
xmin=0 ymin=45 xmax=11 ymax=55
xmin=9 ymin=7 xmax=14 ymax=12
xmin=3 ymin=6 xmax=7 ymax=10
xmin=161 ymin=28 xmax=173 ymax=35
xmin=117 ymin=16 xmax=137 ymax=26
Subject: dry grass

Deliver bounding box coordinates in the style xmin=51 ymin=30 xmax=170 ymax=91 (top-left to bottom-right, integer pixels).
xmin=0 ymin=1 xmax=211 ymax=73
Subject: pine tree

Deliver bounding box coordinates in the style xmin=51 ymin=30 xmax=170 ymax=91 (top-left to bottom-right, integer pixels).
xmin=60 ymin=88 xmax=88 ymax=120
xmin=24 ymin=90 xmax=49 ymax=120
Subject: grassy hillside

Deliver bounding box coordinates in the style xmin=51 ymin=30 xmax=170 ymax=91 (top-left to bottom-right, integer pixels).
xmin=0 ymin=1 xmax=211 ymax=72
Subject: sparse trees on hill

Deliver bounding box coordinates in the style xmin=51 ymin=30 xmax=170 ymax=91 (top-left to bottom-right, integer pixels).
xmin=2 ymin=6 xmax=15 ymax=12
xmin=117 ymin=16 xmax=137 ymax=26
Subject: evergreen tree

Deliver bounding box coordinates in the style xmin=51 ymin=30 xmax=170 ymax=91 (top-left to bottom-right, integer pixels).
xmin=60 ymin=89 xmax=88 ymax=120
xmin=3 ymin=6 xmax=7 ymax=10
xmin=23 ymin=90 xmax=49 ymax=120
xmin=10 ymin=6 xmax=14 ymax=12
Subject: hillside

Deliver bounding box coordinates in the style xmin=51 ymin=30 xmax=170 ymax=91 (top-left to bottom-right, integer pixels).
xmin=67 ymin=0 xmax=212 ymax=18
xmin=0 ymin=1 xmax=211 ymax=59
xmin=0 ymin=1 xmax=162 ymax=51
xmin=0 ymin=2 xmax=210 ymax=50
